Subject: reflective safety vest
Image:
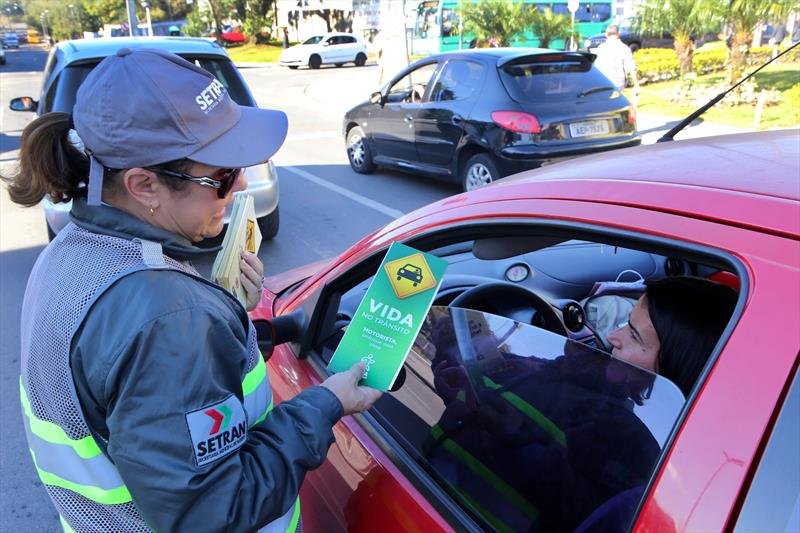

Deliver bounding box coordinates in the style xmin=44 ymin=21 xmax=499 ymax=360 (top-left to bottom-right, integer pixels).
xmin=19 ymin=223 xmax=299 ymax=532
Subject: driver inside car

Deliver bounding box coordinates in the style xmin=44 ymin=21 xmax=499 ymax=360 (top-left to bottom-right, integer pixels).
xmin=606 ymin=276 xmax=737 ymax=397
xmin=418 ymin=276 xmax=736 ymax=532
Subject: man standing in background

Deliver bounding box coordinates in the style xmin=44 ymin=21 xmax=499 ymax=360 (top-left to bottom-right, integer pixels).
xmin=594 ymin=24 xmax=640 ymax=107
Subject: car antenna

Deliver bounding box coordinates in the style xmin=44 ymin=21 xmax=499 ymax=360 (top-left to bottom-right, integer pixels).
xmin=657 ymin=41 xmax=800 ymax=143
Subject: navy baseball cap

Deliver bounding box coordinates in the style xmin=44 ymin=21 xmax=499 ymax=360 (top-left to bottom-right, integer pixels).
xmin=73 ymin=47 xmax=288 ymax=205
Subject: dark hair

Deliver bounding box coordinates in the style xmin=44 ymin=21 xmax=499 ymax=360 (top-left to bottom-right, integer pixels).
xmin=1 ymin=112 xmax=190 ymax=208
xmin=1 ymin=112 xmax=89 ymax=206
xmin=646 ymin=276 xmax=737 ymax=397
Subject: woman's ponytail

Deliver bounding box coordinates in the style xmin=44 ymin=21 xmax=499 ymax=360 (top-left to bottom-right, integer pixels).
xmin=1 ymin=112 xmax=89 ymax=207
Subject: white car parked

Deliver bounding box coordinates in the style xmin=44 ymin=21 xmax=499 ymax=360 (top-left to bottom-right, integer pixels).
xmin=279 ymin=32 xmax=368 ymax=70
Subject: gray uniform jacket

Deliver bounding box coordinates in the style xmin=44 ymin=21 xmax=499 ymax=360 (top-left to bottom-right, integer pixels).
xmin=68 ymin=199 xmax=343 ymax=531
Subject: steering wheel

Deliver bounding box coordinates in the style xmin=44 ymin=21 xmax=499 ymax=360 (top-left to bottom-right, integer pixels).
xmin=449 ymin=281 xmax=569 ymax=337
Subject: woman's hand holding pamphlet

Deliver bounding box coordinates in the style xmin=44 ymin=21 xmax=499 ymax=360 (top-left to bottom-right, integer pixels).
xmin=211 ymin=193 xmax=261 ymax=307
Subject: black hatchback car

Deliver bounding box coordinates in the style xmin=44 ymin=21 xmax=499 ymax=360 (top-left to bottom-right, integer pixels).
xmin=343 ymin=48 xmax=640 ymax=191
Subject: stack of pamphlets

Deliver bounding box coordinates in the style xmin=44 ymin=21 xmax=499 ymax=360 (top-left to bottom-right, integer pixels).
xmin=211 ymin=192 xmax=261 ymax=307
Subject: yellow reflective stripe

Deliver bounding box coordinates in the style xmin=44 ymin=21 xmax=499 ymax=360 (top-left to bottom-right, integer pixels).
xmin=31 ymin=449 xmax=132 ymax=505
xmin=20 ymin=380 xmax=102 ymax=459
xmin=431 ymin=425 xmax=539 ymax=520
xmin=252 ymin=398 xmax=273 ymax=426
xmin=242 ymin=359 xmax=266 ymax=396
xmin=286 ymin=497 xmax=301 ymax=533
xmin=452 ymin=485 xmax=515 ymax=533
xmin=483 ymin=377 xmax=566 ymax=447
xmin=60 ymin=515 xmax=76 ymax=533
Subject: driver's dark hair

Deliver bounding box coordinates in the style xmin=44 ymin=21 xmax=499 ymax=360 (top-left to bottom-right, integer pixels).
xmin=645 ymin=276 xmax=737 ymax=397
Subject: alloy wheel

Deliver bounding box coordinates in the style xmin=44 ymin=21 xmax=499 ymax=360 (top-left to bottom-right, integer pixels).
xmin=465 ymin=163 xmax=494 ymax=191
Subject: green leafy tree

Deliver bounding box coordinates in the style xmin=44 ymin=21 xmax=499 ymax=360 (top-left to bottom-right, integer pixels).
xmin=638 ymin=0 xmax=720 ymax=76
xmin=461 ymin=0 xmax=533 ymax=47
xmin=185 ymin=4 xmax=209 ymax=37
xmin=719 ymin=0 xmax=795 ymax=82
xmin=529 ymin=7 xmax=571 ymax=48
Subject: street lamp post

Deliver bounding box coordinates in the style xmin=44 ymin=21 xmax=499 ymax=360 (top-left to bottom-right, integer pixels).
xmin=567 ymin=0 xmax=579 ymax=50
xmin=40 ymin=10 xmax=50 ymax=44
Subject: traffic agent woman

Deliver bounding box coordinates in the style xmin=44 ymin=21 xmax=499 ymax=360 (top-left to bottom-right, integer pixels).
xmin=3 ymin=48 xmax=380 ymax=532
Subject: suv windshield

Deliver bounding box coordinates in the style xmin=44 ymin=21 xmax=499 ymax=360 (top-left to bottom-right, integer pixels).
xmin=373 ymin=306 xmax=685 ymax=532
xmin=500 ymin=57 xmax=614 ymax=102
xmin=42 ymin=55 xmax=254 ymax=114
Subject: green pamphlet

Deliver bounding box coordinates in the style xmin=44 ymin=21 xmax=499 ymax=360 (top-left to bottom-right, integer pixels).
xmin=328 ymin=242 xmax=448 ymax=390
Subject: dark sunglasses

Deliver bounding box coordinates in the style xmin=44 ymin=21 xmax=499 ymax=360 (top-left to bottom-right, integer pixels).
xmin=146 ymin=166 xmax=242 ymax=198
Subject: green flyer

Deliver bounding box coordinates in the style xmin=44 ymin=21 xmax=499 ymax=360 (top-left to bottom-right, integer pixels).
xmin=328 ymin=241 xmax=448 ymax=390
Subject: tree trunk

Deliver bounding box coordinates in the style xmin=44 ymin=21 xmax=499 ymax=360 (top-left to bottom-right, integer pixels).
xmin=207 ymin=1 xmax=225 ymax=47
xmin=673 ymin=33 xmax=694 ymax=76
xmin=729 ymin=29 xmax=751 ymax=83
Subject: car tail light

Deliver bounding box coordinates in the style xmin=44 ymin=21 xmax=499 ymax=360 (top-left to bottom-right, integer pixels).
xmin=491 ymin=111 xmax=541 ymax=134
xmin=627 ymin=106 xmax=636 ymax=124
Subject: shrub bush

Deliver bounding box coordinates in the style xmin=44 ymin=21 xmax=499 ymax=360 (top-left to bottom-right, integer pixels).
xmin=634 ymin=44 xmax=799 ymax=85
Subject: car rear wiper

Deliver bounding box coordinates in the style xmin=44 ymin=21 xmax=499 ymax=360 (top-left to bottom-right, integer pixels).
xmin=577 ymin=86 xmax=616 ymax=98
xmin=658 ymin=41 xmax=799 ymax=142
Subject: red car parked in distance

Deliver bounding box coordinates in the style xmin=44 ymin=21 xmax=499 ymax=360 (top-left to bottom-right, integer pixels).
xmin=252 ymin=129 xmax=799 ymax=532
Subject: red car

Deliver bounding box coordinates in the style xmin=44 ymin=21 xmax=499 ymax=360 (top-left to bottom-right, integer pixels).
xmin=251 ymin=129 xmax=799 ymax=532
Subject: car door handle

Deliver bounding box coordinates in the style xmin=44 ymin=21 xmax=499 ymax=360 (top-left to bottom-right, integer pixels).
xmin=404 ymin=115 xmax=414 ymax=123
xmin=452 ymin=114 xmax=464 ymax=125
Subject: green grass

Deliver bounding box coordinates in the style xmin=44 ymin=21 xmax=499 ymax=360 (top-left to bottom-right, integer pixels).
xmin=226 ymin=43 xmax=286 ymax=63
xmin=633 ymin=62 xmax=800 ymax=130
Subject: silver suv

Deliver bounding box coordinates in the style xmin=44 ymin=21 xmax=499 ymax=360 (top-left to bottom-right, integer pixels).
xmin=9 ymin=36 xmax=280 ymax=242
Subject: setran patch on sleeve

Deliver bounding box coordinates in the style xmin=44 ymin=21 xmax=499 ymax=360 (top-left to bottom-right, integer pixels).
xmin=185 ymin=395 xmax=247 ymax=467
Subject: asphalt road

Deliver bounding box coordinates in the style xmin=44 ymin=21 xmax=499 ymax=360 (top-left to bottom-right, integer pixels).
xmin=0 ymin=43 xmax=747 ymax=531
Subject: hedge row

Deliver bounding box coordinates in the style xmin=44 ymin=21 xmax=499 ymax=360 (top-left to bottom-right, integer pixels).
xmin=633 ymin=45 xmax=800 ymax=84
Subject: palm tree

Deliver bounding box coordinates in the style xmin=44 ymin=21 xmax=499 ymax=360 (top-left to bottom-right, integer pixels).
xmin=638 ymin=0 xmax=720 ymax=76
xmin=721 ymin=0 xmax=794 ymax=82
xmin=461 ymin=0 xmax=531 ymax=47
xmin=529 ymin=7 xmax=571 ymax=49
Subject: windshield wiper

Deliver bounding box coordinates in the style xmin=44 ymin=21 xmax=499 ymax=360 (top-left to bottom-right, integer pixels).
xmin=658 ymin=41 xmax=800 ymax=142
xmin=577 ymin=86 xmax=616 ymax=98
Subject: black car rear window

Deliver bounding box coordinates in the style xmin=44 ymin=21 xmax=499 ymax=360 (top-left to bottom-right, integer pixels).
xmin=43 ymin=55 xmax=255 ymax=114
xmin=499 ymin=56 xmax=615 ymax=102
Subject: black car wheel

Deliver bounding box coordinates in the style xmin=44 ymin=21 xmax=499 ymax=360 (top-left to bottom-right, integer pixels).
xmin=347 ymin=126 xmax=375 ymax=174
xmin=628 ymin=42 xmax=641 ymax=52
xmin=355 ymin=53 xmax=367 ymax=67
xmin=462 ymin=153 xmax=499 ymax=191
xmin=257 ymin=205 xmax=280 ymax=240
xmin=309 ymin=55 xmax=322 ymax=69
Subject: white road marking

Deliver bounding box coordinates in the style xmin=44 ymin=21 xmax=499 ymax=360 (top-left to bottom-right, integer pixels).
xmin=279 ymin=164 xmax=405 ymax=219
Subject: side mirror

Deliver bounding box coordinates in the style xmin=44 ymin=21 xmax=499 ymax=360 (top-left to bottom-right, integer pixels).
xmin=253 ymin=310 xmax=306 ymax=361
xmin=322 ymin=41 xmax=331 ymax=47
xmin=370 ymin=91 xmax=384 ymax=105
xmin=10 ymin=96 xmax=37 ymax=112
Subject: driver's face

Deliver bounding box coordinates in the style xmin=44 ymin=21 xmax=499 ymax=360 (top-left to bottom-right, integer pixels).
xmin=606 ymin=295 xmax=661 ymax=373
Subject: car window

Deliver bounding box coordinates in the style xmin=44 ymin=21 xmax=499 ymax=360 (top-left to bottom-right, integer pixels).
xmin=303 ymin=36 xmax=324 ymax=45
xmin=376 ymin=306 xmax=684 ymax=532
xmin=341 ymin=36 xmax=356 ymax=44
xmin=301 ymin=226 xmax=740 ymax=531
xmin=577 ymin=2 xmax=611 ymax=22
xmin=41 ymin=56 xmax=255 ymax=114
xmin=386 ymin=63 xmax=439 ymax=104
xmin=499 ymin=56 xmax=615 ymax=102
xmin=431 ymin=60 xmax=485 ymax=102
xmin=734 ymin=369 xmax=800 ymax=532
xmin=326 ymin=37 xmax=338 ymax=45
